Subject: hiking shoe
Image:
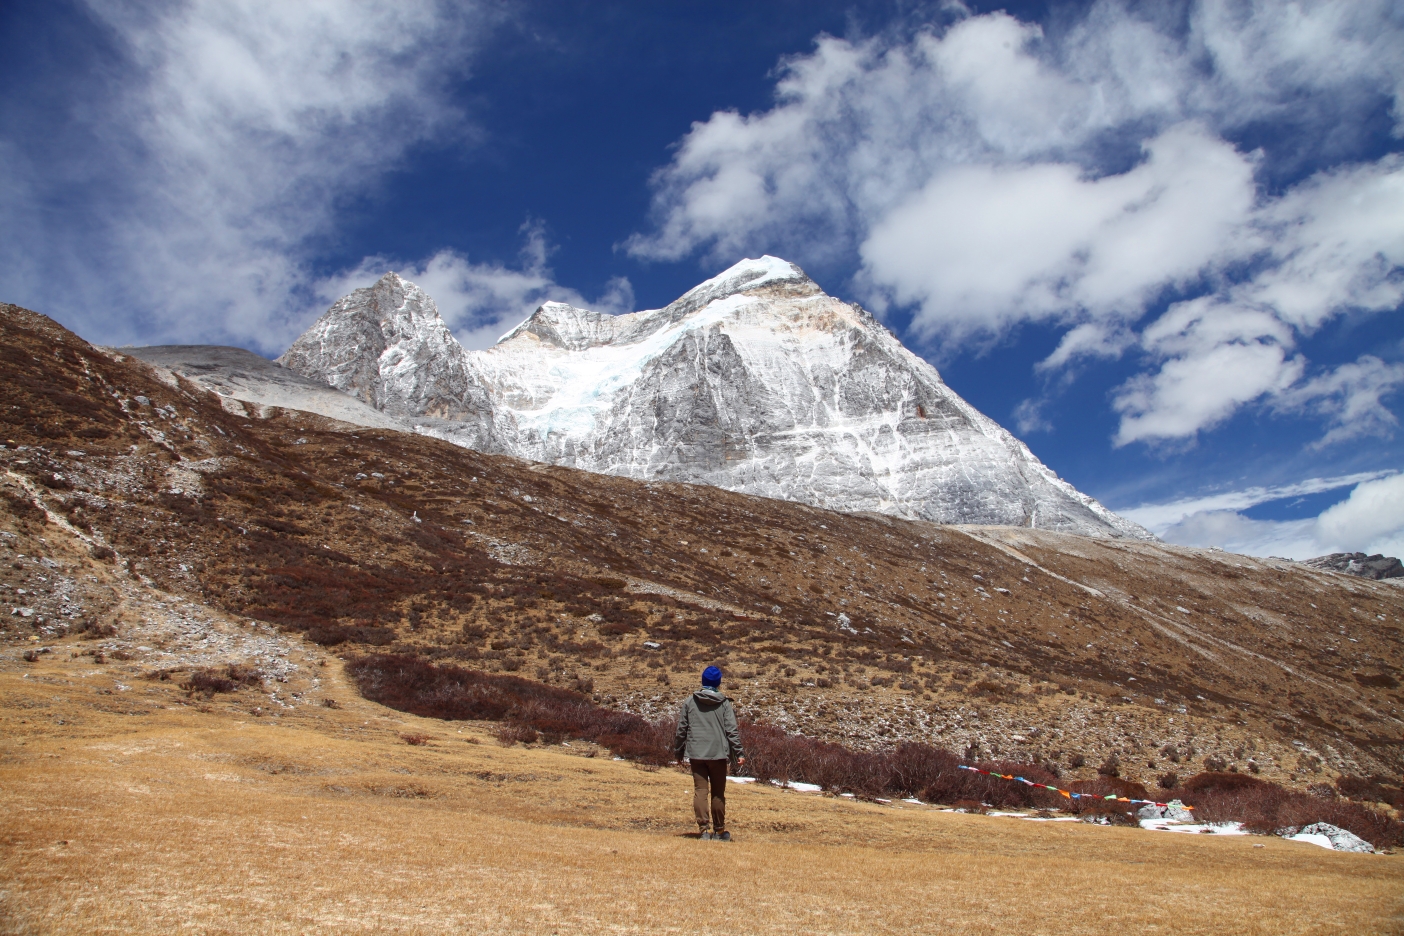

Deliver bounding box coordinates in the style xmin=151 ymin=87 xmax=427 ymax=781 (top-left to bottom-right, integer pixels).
xmin=699 ymin=830 xmax=712 ymax=840
xmin=716 ymin=830 xmax=732 ymax=842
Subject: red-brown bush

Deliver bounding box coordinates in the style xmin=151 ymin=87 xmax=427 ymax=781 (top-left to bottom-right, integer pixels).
xmin=181 ymin=664 xmax=262 ymax=695
xmin=1336 ymin=774 xmax=1404 ymax=808
xmin=1178 ymin=772 xmax=1402 ymax=849
xmin=346 ymin=654 xmax=675 ymax=764
xmin=343 ymin=655 xmax=1404 ymax=845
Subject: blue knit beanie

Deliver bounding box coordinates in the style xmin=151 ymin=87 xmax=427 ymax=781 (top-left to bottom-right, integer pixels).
xmin=702 ymin=666 xmax=722 ymax=688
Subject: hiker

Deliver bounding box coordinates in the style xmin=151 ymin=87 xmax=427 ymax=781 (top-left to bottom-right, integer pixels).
xmin=674 ymin=665 xmax=745 ymax=841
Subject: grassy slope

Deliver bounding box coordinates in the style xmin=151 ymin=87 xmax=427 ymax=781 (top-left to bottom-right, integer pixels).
xmin=3 ymin=659 xmax=1402 ymax=935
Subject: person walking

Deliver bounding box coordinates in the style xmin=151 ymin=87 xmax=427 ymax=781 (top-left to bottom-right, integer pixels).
xmin=674 ymin=665 xmax=745 ymax=840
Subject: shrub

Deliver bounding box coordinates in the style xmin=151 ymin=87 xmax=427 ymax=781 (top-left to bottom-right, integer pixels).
xmin=182 ymin=664 xmax=262 ymax=695
xmin=496 ymin=723 xmax=538 ymax=746
xmin=1178 ymin=772 xmax=1403 ymax=849
xmin=305 ymin=624 xmax=395 ymax=646
xmin=340 ymin=654 xmax=1404 ymax=844
xmin=1337 ymin=774 xmax=1404 ymax=808
xmin=346 ymin=654 xmax=674 ymax=764
xmin=74 ymin=619 xmax=117 ymax=640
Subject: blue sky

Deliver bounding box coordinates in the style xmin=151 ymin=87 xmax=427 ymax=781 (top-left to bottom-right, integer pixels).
xmin=2 ymin=0 xmax=1403 ymax=559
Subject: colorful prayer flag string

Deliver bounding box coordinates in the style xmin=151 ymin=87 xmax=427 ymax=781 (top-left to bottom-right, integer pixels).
xmin=956 ymin=764 xmax=1192 ymax=810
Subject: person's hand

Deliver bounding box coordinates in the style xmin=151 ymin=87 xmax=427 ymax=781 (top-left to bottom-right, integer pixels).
xmin=737 ymin=756 xmax=746 ymax=766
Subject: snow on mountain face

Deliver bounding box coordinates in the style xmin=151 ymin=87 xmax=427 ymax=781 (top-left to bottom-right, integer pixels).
xmin=279 ymin=259 xmax=1152 ymax=538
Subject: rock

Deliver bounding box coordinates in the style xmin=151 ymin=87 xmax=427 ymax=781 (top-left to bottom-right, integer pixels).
xmin=281 ymin=260 xmax=1153 ymax=539
xmin=1285 ymin=822 xmax=1374 ymax=852
xmin=1136 ymin=799 xmax=1194 ymax=822
xmin=1302 ymin=552 xmax=1403 ymax=580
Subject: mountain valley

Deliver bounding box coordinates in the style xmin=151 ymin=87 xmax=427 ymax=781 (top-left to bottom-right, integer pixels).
xmin=2 ymin=301 xmax=1401 ymax=792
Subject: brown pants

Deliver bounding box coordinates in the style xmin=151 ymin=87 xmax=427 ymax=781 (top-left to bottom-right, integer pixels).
xmin=691 ymin=758 xmax=728 ymax=831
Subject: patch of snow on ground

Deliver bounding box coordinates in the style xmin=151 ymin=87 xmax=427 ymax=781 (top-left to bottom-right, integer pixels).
xmin=1288 ymin=832 xmax=1336 ymax=850
xmin=771 ymin=780 xmax=823 ymax=793
xmin=1138 ymin=820 xmax=1247 ymax=835
xmin=1286 ymin=823 xmax=1374 ymax=852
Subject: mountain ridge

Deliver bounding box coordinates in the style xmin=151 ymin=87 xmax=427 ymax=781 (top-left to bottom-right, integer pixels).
xmin=279 ymin=258 xmax=1152 ymax=539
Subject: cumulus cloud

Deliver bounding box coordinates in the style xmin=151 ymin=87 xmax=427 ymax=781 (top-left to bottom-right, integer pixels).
xmin=861 ymin=123 xmax=1256 ymax=343
xmin=315 ymin=225 xmax=634 ymax=351
xmin=1110 ymin=155 xmax=1404 ymax=446
xmin=0 ymin=0 xmax=497 ymax=352
xmin=1315 ymin=473 xmax=1404 ymax=557
xmin=628 ymin=0 xmax=1404 ymax=447
xmin=1272 ymin=355 xmax=1404 ymax=447
xmin=1112 ymin=297 xmax=1303 ymax=445
xmin=1125 ymin=471 xmax=1404 ymax=560
xmin=1160 ymin=511 xmax=1321 ymax=560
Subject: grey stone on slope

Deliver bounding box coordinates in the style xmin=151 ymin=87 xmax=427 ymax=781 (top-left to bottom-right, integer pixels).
xmin=120 ymin=345 xmax=407 ymax=431
xmin=1302 ymin=552 xmax=1403 ymax=580
xmin=1292 ymin=823 xmax=1375 ymax=852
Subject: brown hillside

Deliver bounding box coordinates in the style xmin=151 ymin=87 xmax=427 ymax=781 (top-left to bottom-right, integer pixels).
xmin=1 ymin=301 xmax=1401 ymax=795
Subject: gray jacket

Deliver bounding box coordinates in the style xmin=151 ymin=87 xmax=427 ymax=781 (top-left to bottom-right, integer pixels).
xmin=674 ymin=688 xmax=744 ymax=762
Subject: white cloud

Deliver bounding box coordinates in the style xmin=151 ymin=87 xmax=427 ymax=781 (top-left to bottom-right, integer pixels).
xmin=1112 ymin=297 xmax=1302 ymax=445
xmin=1160 ymin=511 xmax=1321 ymax=559
xmin=313 ymin=225 xmax=634 ymax=352
xmin=628 ymin=1 xmax=1404 ymax=447
xmin=0 ymin=0 xmax=496 ymax=352
xmin=1273 ymin=355 xmax=1404 ymax=447
xmin=1120 ymin=470 xmax=1392 ymax=533
xmin=1108 ymin=154 xmax=1404 ymax=447
xmin=1316 ymin=473 xmax=1404 ymax=555
xmin=1243 ymin=156 xmax=1404 ymax=331
xmin=1135 ymin=472 xmax=1404 ymax=560
xmin=861 ymin=123 xmax=1256 ymax=343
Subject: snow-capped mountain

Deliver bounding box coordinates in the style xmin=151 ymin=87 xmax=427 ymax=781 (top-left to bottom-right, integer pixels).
xmin=279 ymin=258 xmax=1151 ymax=538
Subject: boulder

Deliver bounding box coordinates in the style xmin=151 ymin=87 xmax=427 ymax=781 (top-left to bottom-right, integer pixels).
xmin=1302 ymin=552 xmax=1403 ymax=580
xmin=1136 ymin=799 xmax=1194 ymax=822
xmin=1284 ymin=822 xmax=1374 ymax=853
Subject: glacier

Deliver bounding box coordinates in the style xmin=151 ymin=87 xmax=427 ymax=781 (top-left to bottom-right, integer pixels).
xmin=278 ymin=257 xmax=1151 ymax=539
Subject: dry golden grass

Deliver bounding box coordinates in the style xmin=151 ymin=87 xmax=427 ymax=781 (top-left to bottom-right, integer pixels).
xmin=3 ymin=657 xmax=1402 ymax=935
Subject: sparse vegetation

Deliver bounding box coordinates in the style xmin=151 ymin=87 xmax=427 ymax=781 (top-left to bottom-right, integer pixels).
xmin=181 ymin=664 xmax=263 ymax=696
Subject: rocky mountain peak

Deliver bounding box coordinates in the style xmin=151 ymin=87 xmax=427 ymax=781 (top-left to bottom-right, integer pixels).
xmin=501 ymin=301 xmax=620 ymax=351
xmin=277 ymin=270 xmax=482 ymax=421
xmin=279 ymin=259 xmax=1152 ymax=539
xmin=651 ymin=255 xmax=823 ymax=325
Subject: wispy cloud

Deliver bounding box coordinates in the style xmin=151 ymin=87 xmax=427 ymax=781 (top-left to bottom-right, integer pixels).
xmin=1120 ymin=470 xmax=1394 ymax=534
xmin=1123 ymin=471 xmax=1404 ymax=561
xmin=0 ymin=0 xmax=498 ymax=353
